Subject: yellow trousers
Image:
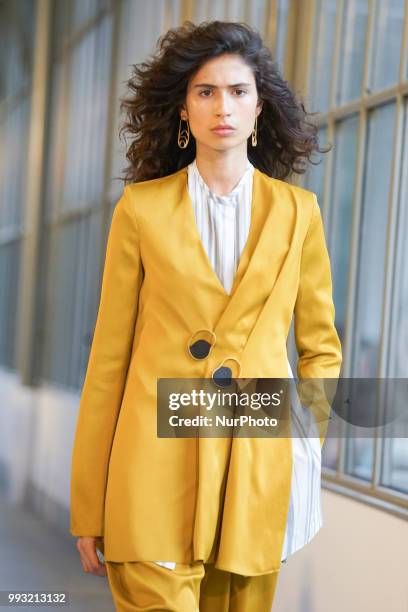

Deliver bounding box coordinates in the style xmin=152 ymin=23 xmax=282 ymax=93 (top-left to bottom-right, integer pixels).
xmin=105 ymin=560 xmax=280 ymax=611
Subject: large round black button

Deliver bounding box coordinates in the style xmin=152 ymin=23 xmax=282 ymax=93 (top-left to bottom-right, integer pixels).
xmin=189 ymin=339 xmax=212 ymax=359
xmin=212 ymin=366 xmax=233 ymax=387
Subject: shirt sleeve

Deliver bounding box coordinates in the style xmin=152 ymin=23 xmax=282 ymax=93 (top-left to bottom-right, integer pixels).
xmin=70 ymin=186 xmax=143 ymax=536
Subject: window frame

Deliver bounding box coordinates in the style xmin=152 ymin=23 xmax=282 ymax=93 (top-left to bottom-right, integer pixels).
xmin=291 ymin=0 xmax=408 ymax=519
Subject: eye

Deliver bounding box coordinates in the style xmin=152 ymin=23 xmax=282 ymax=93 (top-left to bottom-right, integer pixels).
xmin=234 ymin=89 xmax=247 ymax=96
xmin=199 ymin=89 xmax=212 ymax=97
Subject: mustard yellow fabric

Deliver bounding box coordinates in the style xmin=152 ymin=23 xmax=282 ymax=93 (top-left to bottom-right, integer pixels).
xmin=199 ymin=563 xmax=280 ymax=612
xmin=105 ymin=561 xmax=280 ymax=612
xmin=70 ymin=165 xmax=342 ymax=575
xmin=105 ymin=561 xmax=204 ymax=612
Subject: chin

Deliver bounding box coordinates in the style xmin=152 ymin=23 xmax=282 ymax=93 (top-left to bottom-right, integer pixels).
xmin=206 ymin=137 xmax=245 ymax=150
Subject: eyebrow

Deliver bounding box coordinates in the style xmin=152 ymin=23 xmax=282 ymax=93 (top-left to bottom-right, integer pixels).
xmin=192 ymin=82 xmax=252 ymax=89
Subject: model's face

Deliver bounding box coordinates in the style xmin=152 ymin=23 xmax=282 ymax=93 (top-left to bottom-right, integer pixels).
xmin=180 ymin=53 xmax=262 ymax=153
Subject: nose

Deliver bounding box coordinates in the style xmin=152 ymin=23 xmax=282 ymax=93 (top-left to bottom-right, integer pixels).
xmin=214 ymin=91 xmax=232 ymax=116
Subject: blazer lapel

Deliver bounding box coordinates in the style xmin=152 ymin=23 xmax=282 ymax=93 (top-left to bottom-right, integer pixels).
xmin=177 ymin=165 xmax=299 ymax=343
xmin=212 ymin=169 xmax=299 ymax=338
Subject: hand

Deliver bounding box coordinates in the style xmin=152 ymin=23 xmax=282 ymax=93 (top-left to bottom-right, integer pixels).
xmin=76 ymin=536 xmax=107 ymax=576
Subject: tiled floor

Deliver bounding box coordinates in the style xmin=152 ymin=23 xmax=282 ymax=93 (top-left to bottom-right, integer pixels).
xmin=0 ymin=498 xmax=114 ymax=611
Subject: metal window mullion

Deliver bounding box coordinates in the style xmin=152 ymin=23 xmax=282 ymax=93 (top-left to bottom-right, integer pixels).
xmin=323 ymin=477 xmax=408 ymax=520
xmin=320 ymin=117 xmax=333 ymax=223
xmin=180 ymin=0 xmax=194 ymax=21
xmin=56 ymin=1 xmax=73 ymax=220
xmin=262 ymin=0 xmax=277 ymax=52
xmin=324 ymin=469 xmax=408 ymax=506
xmin=101 ymin=0 xmax=122 ymax=241
xmin=16 ymin=0 xmax=53 ymax=386
xmin=283 ymin=0 xmax=302 ymax=86
xmin=292 ymin=0 xmax=315 ymax=102
xmin=314 ymin=81 xmax=408 ymax=126
xmin=399 ymin=0 xmax=408 ymax=81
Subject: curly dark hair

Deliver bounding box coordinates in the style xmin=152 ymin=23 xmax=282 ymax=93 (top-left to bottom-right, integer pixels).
xmin=118 ymin=20 xmax=329 ymax=184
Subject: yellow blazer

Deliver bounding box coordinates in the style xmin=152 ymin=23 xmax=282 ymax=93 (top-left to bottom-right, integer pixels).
xmin=70 ymin=165 xmax=342 ymax=575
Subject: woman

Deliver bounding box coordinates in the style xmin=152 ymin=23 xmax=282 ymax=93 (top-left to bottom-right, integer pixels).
xmin=70 ymin=20 xmax=342 ymax=611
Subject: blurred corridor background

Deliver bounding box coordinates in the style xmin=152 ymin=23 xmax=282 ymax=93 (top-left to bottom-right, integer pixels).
xmin=0 ymin=0 xmax=408 ymax=610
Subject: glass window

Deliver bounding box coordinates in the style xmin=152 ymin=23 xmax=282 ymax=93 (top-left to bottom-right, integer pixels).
xmin=322 ymin=438 xmax=340 ymax=471
xmin=299 ymin=0 xmax=408 ymax=513
xmin=310 ymin=0 xmax=338 ymax=113
xmin=0 ymin=99 xmax=31 ymax=369
xmin=71 ymin=0 xmax=110 ymax=34
xmin=302 ymin=123 xmax=339 ymax=471
xmin=245 ymin=0 xmax=269 ymax=29
xmin=380 ymin=439 xmax=408 ymax=494
xmin=45 ymin=221 xmax=80 ymax=386
xmin=378 ymin=101 xmax=408 ymax=497
xmin=345 ymin=438 xmax=375 ymax=481
xmin=368 ymin=0 xmax=405 ymax=92
xmin=329 ymin=114 xmax=359 ymax=344
xmin=304 ymin=125 xmax=329 ymax=205
xmin=336 ymin=0 xmax=369 ymax=105
xmin=388 ymin=100 xmax=408 ymax=379
xmin=352 ymin=102 xmax=396 ymax=378
xmin=0 ymin=242 xmax=20 ymax=369
xmin=62 ymin=14 xmax=113 ymax=210
xmin=40 ymin=4 xmax=114 ymax=386
xmin=274 ymin=0 xmax=290 ymax=73
xmin=110 ymin=0 xmax=168 ymax=190
xmin=0 ymin=0 xmax=36 ymax=98
xmin=0 ymin=100 xmax=30 ymax=228
xmin=345 ymin=102 xmax=396 ymax=482
xmin=0 ymin=0 xmax=35 ymax=370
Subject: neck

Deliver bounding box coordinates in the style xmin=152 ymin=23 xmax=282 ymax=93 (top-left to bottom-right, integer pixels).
xmin=194 ymin=147 xmax=250 ymax=196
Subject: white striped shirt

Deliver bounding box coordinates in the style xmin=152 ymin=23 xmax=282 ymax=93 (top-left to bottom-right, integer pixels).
xmin=154 ymin=158 xmax=323 ymax=570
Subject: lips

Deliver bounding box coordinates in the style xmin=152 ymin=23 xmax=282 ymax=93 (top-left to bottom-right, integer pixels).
xmin=211 ymin=126 xmax=235 ymax=135
xmin=213 ymin=123 xmax=234 ymax=131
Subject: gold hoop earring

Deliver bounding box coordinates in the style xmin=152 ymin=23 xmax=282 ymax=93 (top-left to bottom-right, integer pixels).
xmin=251 ymin=115 xmax=258 ymax=147
xmin=178 ymin=117 xmax=190 ymax=149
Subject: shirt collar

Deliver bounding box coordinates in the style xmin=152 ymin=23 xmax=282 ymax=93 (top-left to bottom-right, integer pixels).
xmin=188 ymin=158 xmax=254 ymax=203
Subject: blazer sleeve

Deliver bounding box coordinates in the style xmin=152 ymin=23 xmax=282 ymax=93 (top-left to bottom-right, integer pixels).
xmin=293 ymin=194 xmax=342 ymax=447
xmin=70 ymin=186 xmax=143 ymax=537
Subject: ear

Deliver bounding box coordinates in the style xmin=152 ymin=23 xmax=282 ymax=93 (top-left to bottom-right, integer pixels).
xmin=256 ymin=99 xmax=263 ymax=116
xmin=179 ymin=104 xmax=188 ymax=121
